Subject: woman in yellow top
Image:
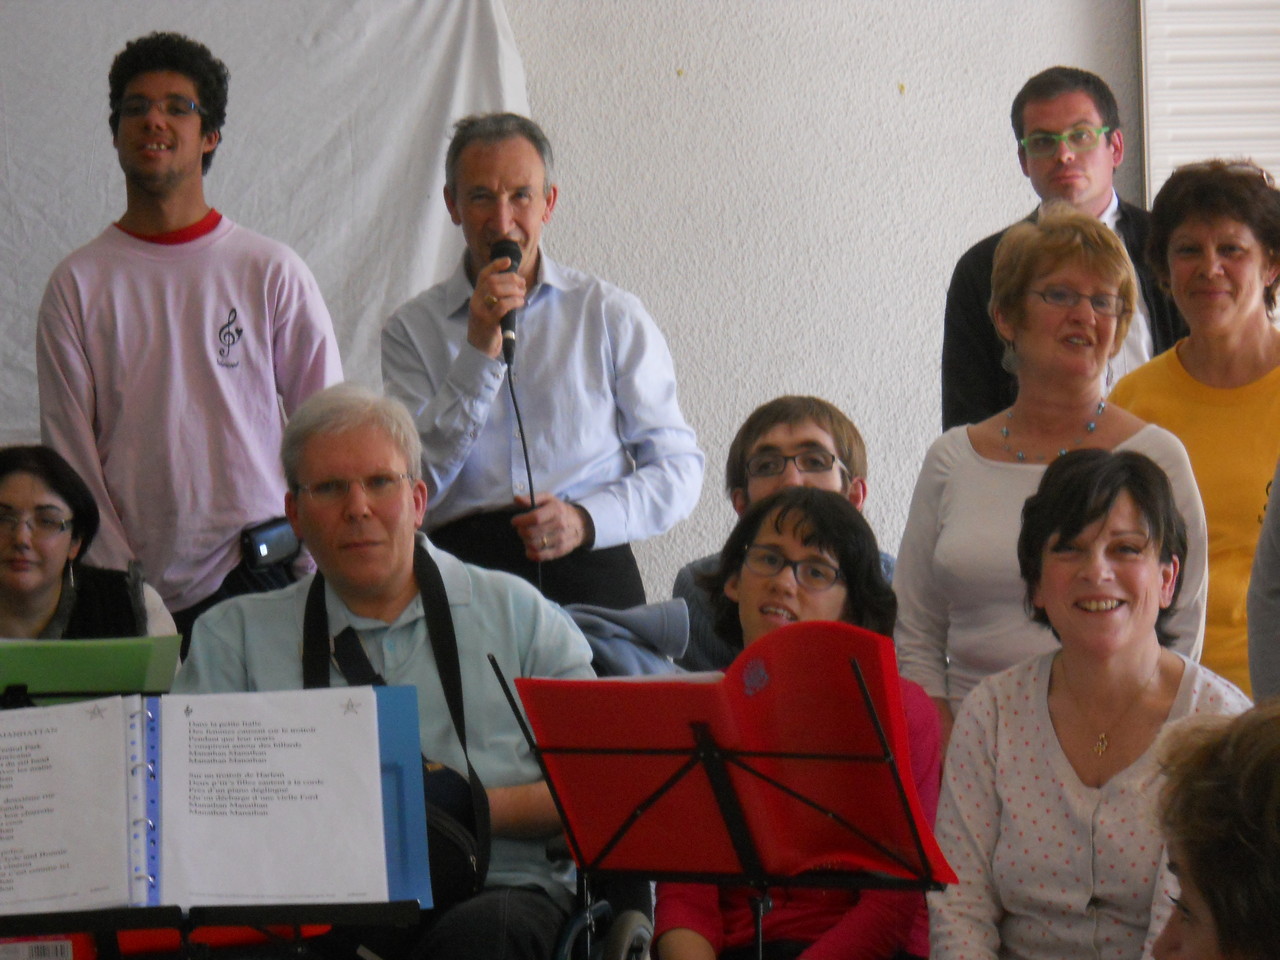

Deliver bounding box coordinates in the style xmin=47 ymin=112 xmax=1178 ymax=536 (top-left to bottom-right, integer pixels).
xmin=1110 ymin=160 xmax=1280 ymax=694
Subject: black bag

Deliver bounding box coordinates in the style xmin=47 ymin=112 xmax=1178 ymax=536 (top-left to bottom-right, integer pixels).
xmin=302 ymin=544 xmax=490 ymax=911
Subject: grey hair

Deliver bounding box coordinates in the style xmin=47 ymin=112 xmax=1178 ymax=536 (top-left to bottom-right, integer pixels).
xmin=444 ymin=112 xmax=554 ymax=196
xmin=281 ymin=384 xmax=422 ymax=489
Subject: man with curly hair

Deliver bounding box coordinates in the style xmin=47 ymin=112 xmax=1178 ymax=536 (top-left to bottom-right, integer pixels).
xmin=37 ymin=32 xmax=342 ymax=648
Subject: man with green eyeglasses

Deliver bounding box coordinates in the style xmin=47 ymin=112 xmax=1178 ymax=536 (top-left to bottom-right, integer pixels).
xmin=37 ymin=32 xmax=341 ymax=650
xmin=941 ymin=66 xmax=1184 ymax=430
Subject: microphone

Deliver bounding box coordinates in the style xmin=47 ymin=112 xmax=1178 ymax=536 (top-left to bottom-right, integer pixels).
xmin=490 ymin=239 xmax=522 ymax=364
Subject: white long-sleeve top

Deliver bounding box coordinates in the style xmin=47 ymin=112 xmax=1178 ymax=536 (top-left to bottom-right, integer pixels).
xmin=894 ymin=426 xmax=1207 ymax=713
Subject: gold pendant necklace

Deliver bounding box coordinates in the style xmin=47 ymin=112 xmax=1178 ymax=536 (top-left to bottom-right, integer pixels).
xmin=1060 ymin=651 xmax=1161 ymax=758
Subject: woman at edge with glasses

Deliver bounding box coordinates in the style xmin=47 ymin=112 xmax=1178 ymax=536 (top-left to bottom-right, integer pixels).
xmin=0 ymin=445 xmax=174 ymax=639
xmin=1110 ymin=160 xmax=1280 ymax=697
xmin=654 ymin=486 xmax=940 ymax=960
xmin=895 ymin=206 xmax=1206 ymax=746
xmin=928 ymin=449 xmax=1249 ymax=960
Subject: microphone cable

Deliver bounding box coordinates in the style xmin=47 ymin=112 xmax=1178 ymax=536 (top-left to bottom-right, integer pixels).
xmin=504 ymin=359 xmax=542 ymax=593
xmin=489 ymin=239 xmax=542 ymax=593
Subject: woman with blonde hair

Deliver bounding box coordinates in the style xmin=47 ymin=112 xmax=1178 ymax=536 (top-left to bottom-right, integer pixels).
xmin=895 ymin=206 xmax=1206 ymax=742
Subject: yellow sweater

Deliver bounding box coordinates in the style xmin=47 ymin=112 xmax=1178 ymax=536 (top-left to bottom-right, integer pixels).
xmin=1111 ymin=344 xmax=1280 ymax=694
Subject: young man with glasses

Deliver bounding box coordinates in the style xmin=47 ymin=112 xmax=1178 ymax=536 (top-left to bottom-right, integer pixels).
xmin=672 ymin=395 xmax=894 ymax=671
xmin=940 ymin=66 xmax=1184 ymax=430
xmin=36 ymin=32 xmax=342 ymax=649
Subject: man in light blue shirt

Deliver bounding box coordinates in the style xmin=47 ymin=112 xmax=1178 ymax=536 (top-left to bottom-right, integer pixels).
xmin=382 ymin=113 xmax=703 ymax=609
xmin=175 ymin=383 xmax=594 ymax=960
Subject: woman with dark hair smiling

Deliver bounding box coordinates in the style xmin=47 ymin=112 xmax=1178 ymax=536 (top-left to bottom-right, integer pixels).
xmin=654 ymin=487 xmax=940 ymax=960
xmin=929 ymin=450 xmax=1249 ymax=960
xmin=0 ymin=445 xmax=173 ymax=639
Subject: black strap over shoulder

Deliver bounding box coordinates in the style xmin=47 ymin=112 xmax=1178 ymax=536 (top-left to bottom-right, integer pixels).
xmin=302 ymin=542 xmax=467 ymax=743
xmin=413 ymin=543 xmax=470 ymax=756
xmin=301 ymin=542 xmax=491 ymax=886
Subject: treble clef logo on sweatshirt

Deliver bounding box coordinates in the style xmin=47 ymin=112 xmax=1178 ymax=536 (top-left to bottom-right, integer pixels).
xmin=216 ymin=308 xmax=243 ymax=368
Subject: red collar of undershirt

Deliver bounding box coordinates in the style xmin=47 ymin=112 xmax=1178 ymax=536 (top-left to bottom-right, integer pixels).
xmin=115 ymin=208 xmax=223 ymax=245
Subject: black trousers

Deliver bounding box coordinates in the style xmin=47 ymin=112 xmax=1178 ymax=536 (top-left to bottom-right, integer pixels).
xmin=430 ymin=509 xmax=646 ymax=609
xmin=172 ymin=558 xmax=295 ymax=657
xmin=319 ymin=887 xmax=567 ymax=960
xmin=721 ymin=945 xmax=923 ymax=960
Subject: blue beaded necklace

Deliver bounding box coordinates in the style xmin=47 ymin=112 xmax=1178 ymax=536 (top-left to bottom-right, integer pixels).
xmin=1000 ymin=401 xmax=1107 ymax=462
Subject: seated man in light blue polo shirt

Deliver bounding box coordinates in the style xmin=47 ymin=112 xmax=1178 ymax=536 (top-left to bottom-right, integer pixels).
xmin=674 ymin=396 xmax=895 ymax=671
xmin=175 ymin=382 xmax=594 ymax=960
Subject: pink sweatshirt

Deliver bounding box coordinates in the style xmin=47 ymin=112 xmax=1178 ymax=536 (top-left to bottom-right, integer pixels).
xmin=37 ymin=218 xmax=342 ymax=610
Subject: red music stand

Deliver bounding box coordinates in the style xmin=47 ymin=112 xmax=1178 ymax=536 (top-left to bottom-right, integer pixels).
xmin=491 ymin=621 xmax=955 ymax=959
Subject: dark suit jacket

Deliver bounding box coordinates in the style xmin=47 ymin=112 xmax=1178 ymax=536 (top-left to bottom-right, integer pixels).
xmin=940 ymin=198 xmax=1186 ymax=429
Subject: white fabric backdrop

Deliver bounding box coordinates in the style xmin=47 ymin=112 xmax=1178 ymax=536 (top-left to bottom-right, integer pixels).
xmin=0 ymin=0 xmax=529 ymax=445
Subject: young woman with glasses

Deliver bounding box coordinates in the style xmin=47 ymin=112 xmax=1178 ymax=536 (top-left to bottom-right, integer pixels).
xmin=0 ymin=445 xmax=173 ymax=639
xmin=653 ymin=486 xmax=939 ymax=960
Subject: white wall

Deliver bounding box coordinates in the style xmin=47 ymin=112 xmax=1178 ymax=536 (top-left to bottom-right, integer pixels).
xmin=0 ymin=1 xmax=525 ymax=446
xmin=502 ymin=0 xmax=1146 ymax=600
xmin=0 ymin=1 xmax=1144 ymax=608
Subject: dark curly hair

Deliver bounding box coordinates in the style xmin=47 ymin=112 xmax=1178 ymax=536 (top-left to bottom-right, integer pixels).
xmin=108 ymin=32 xmax=229 ymax=174
xmin=700 ymin=486 xmax=896 ymax=655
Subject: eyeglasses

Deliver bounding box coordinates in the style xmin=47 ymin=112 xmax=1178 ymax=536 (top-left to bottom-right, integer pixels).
xmin=296 ymin=473 xmax=411 ymax=504
xmin=743 ymin=544 xmax=843 ymax=592
xmin=745 ymin=449 xmax=839 ymax=480
xmin=1019 ymin=125 xmax=1111 ymax=159
xmin=1030 ymin=285 xmax=1126 ymax=318
xmin=0 ymin=511 xmax=74 ymax=540
xmin=118 ymin=95 xmax=207 ymax=119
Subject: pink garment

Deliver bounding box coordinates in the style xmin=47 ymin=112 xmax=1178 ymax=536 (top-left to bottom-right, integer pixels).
xmin=654 ymin=677 xmax=942 ymax=959
xmin=37 ymin=218 xmax=342 ymax=610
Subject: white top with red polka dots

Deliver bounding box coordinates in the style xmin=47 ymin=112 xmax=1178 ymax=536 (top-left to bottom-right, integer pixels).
xmin=928 ymin=651 xmax=1250 ymax=960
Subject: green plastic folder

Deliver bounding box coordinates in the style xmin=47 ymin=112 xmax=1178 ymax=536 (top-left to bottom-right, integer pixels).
xmin=0 ymin=635 xmax=181 ymax=701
